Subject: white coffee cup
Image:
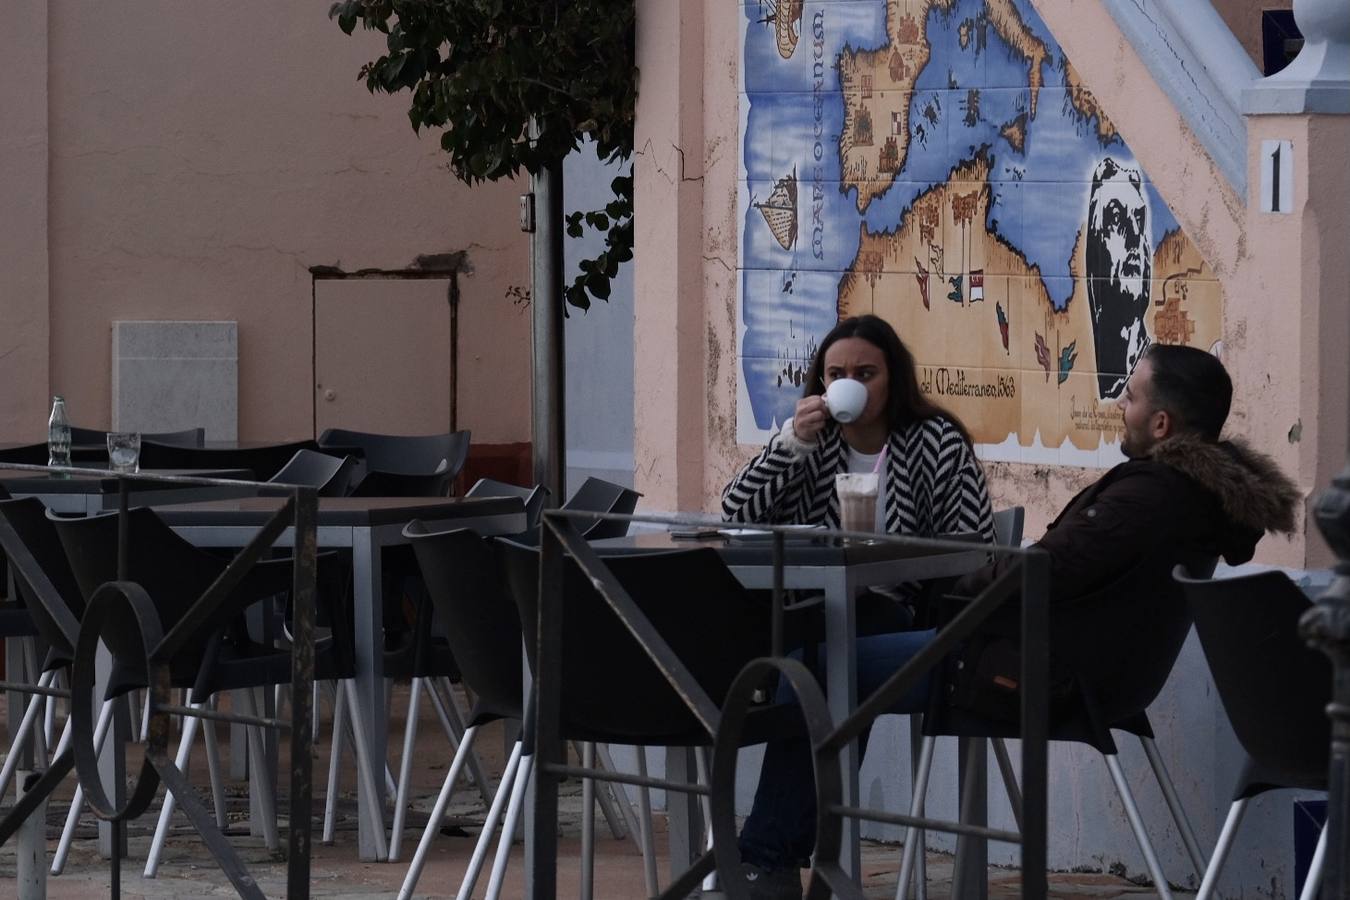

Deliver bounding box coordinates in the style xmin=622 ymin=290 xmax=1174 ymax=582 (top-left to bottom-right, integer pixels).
xmin=824 ymin=378 xmax=868 ymax=424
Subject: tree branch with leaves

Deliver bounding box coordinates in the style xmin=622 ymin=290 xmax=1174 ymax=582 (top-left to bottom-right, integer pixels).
xmin=330 ymin=0 xmax=636 ymax=312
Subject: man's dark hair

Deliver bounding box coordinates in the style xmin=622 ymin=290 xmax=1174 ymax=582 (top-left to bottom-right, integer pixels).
xmin=1143 ymin=344 xmax=1232 ymax=441
xmin=802 ymin=314 xmax=973 ymax=443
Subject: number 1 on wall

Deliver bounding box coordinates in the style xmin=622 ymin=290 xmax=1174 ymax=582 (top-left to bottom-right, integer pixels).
xmin=1261 ymin=139 xmax=1293 ymax=214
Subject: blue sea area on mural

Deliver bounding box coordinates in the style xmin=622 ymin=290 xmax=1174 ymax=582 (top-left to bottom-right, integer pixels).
xmin=738 ymin=0 xmax=1183 ymax=437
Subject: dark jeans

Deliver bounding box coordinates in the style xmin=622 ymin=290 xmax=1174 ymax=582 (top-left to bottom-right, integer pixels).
xmin=738 ymin=627 xmax=937 ymax=871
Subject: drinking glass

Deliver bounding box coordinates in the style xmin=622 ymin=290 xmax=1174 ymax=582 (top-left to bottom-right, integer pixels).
xmin=106 ymin=432 xmax=141 ymax=474
xmin=835 ymin=472 xmax=879 ymax=537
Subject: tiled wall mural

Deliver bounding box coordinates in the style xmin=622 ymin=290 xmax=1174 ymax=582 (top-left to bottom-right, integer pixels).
xmin=737 ymin=0 xmax=1222 ymax=467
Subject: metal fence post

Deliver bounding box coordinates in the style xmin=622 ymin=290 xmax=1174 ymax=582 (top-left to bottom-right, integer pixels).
xmin=17 ymin=771 xmax=47 ymax=900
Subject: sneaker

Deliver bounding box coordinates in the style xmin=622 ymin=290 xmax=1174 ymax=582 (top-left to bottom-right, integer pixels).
xmin=736 ymin=861 xmax=803 ymax=900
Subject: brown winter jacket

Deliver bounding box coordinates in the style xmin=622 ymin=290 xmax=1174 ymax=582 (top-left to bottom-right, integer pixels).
xmin=946 ymin=434 xmax=1300 ymax=722
xmin=956 ymin=434 xmax=1300 ymax=605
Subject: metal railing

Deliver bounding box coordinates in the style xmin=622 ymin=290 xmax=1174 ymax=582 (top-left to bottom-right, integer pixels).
xmin=0 ymin=462 xmax=318 ymax=900
xmin=524 ymin=509 xmax=1051 ymax=900
xmin=1309 ymin=472 xmax=1350 ymax=898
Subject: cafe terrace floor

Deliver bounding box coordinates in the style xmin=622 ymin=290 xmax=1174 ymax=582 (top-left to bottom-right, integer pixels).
xmin=0 ymin=684 xmax=1191 ymax=899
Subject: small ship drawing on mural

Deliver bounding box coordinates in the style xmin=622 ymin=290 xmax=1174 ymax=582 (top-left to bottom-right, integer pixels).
xmin=754 ymin=169 xmax=798 ymax=252
xmin=757 ymin=0 xmax=803 ymax=60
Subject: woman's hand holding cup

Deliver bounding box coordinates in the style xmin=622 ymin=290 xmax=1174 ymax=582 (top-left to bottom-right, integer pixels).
xmin=791 ymin=395 xmax=829 ymax=443
xmin=793 ymin=376 xmax=870 ymax=443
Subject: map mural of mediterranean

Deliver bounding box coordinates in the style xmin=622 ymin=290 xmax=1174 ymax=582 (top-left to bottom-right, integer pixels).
xmin=737 ymin=0 xmax=1222 ymax=467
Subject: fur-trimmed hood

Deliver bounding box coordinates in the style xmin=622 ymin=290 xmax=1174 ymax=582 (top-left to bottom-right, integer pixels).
xmin=1147 ymin=434 xmax=1300 ymax=536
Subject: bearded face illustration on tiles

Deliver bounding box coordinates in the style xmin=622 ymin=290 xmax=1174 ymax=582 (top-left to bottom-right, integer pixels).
xmin=1086 ymin=157 xmax=1152 ymax=399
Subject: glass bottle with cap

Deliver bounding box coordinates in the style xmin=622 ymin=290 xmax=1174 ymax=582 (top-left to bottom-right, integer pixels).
xmin=47 ymin=395 xmax=71 ymax=467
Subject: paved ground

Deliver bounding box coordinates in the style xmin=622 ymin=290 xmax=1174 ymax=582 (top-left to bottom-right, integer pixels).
xmin=1 ymin=685 xmax=1193 ymax=899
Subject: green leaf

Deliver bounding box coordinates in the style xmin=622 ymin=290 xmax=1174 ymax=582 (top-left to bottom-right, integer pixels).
xmin=332 ymin=0 xmax=637 ymax=313
xmin=585 ymin=270 xmax=612 ymax=301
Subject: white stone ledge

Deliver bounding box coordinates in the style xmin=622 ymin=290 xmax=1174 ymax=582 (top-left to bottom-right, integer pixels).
xmin=1099 ymin=0 xmax=1257 ymax=198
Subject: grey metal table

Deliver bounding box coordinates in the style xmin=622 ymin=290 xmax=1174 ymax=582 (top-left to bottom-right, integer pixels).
xmin=155 ymin=495 xmax=526 ymax=860
xmin=0 ymin=468 xmax=253 ymax=514
xmin=591 ymin=532 xmax=989 ymax=885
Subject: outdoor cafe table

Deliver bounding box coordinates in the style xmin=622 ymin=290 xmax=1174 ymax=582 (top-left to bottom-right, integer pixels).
xmin=0 ymin=468 xmax=253 ymax=513
xmin=153 ymin=495 xmax=527 ymax=860
xmin=587 ymin=531 xmax=989 ymax=886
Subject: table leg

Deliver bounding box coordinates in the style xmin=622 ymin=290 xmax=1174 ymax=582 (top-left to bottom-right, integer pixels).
xmin=351 ymin=529 xmax=387 ymax=860
xmin=229 ymin=692 xmax=249 ymax=780
xmin=665 ymin=746 xmax=702 ymax=883
xmin=952 ymin=737 xmax=989 ymax=900
xmin=248 ymin=600 xmax=281 ymax=840
xmin=823 ymin=570 xmax=861 ymax=880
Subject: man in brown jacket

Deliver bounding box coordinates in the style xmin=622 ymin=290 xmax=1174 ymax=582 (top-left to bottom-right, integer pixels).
xmin=960 ymin=343 xmax=1299 ymax=606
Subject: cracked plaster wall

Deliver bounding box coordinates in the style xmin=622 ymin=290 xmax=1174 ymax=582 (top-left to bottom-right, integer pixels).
xmin=20 ymin=2 xmax=530 ymax=441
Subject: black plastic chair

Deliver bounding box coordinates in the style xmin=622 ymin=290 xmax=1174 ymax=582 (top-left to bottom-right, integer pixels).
xmin=1175 ymin=568 xmax=1331 ymax=900
xmin=0 ymin=443 xmax=50 ymax=466
xmin=0 ymin=485 xmax=36 ymax=641
xmin=318 ymin=428 xmax=471 ymax=497
xmin=561 ymin=476 xmax=642 ymax=540
xmin=395 ymin=524 xmax=530 ymax=896
xmin=493 ymin=536 xmax=797 ymax=900
xmin=466 ymin=477 xmax=549 ymax=532
xmin=0 ymin=496 xmax=172 ymax=874
xmin=896 ymin=554 xmax=1217 ymax=900
xmin=991 ymin=506 xmax=1024 ymax=547
xmin=49 ymin=505 xmax=386 ymax=871
xmin=268 ymin=448 xmax=358 ymax=497
xmin=137 ymin=438 xmax=324 ymax=481
xmin=70 ymin=426 xmax=206 ymax=448
xmin=502 ymin=540 xmax=773 ymax=741
xmin=0 ymin=495 xmax=83 ymax=811
xmin=396 ymin=529 xmax=788 ymax=899
xmin=894 ymin=505 xmax=1025 ymax=889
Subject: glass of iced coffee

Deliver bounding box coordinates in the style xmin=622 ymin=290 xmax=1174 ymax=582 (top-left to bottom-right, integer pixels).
xmin=835 ymin=472 xmax=879 ymax=540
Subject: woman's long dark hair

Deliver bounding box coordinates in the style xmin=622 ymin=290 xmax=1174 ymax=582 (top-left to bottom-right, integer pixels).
xmin=802 ymin=314 xmax=973 ymax=444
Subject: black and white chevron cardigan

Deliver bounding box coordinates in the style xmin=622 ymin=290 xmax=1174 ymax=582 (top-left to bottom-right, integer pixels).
xmin=722 ymin=416 xmax=995 ymax=542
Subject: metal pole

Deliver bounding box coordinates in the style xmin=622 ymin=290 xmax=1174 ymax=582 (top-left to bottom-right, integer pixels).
xmin=16 ymin=771 xmax=47 ymax=900
xmin=1306 ymin=470 xmax=1350 ymax=897
xmin=530 ymin=126 xmax=566 ymax=503
xmin=287 ymin=488 xmax=318 ymax=900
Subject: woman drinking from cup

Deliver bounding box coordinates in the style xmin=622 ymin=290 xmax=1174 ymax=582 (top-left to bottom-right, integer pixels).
xmin=722 ymin=314 xmax=996 ymax=897
xmin=723 ymin=313 xmax=994 ymax=560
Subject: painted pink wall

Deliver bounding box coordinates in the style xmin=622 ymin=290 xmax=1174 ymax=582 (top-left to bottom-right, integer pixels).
xmin=0 ymin=1 xmax=52 ymax=442
xmin=633 ymin=0 xmax=711 ymax=511
xmin=19 ymin=2 xmax=531 ymax=444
